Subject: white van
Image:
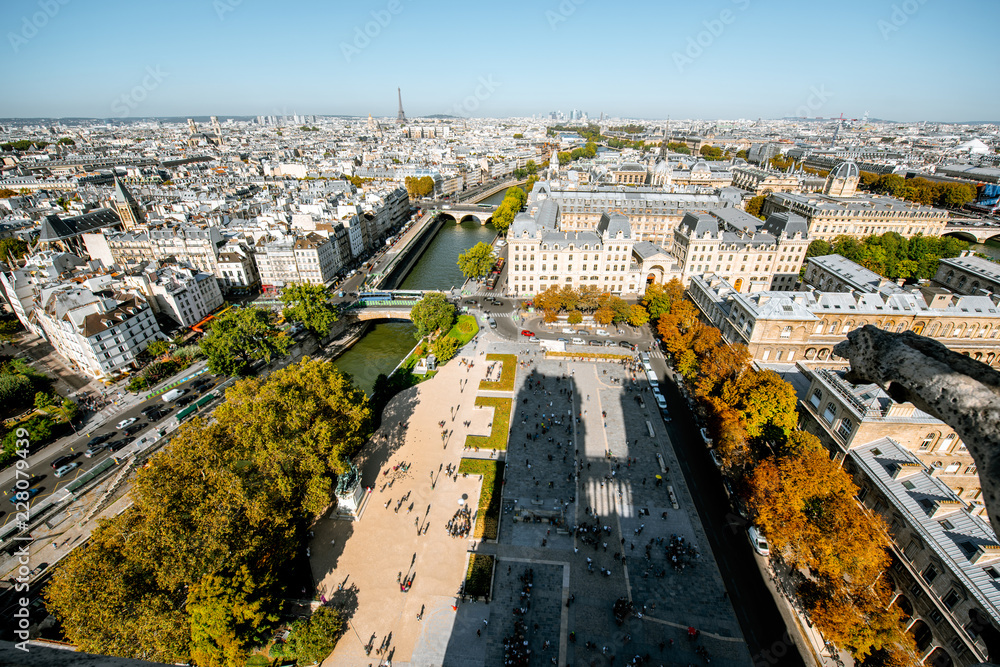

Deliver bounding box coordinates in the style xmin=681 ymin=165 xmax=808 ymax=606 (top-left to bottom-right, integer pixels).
xmin=645 ymin=369 xmax=658 ymax=385
xmin=161 ymin=388 xmax=187 ymax=403
xmin=571 ymin=337 xmax=585 ymax=346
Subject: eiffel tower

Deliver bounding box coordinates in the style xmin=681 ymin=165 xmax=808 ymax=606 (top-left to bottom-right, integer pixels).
xmin=397 ymin=87 xmax=406 ymax=124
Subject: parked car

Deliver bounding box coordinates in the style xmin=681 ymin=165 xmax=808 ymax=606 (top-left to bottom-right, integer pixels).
xmin=604 ymin=341 xmax=617 ymax=347
xmin=618 ymin=341 xmax=635 ymax=350
xmin=571 ymin=337 xmax=585 ymax=345
xmin=520 ymin=329 xmax=535 ymax=337
xmin=561 ymin=328 xmax=574 ymax=334
xmin=709 ymin=449 xmax=723 ymax=468
xmin=116 ymin=417 xmax=137 ymax=429
xmin=595 ymin=329 xmax=609 ymax=336
xmin=557 ymin=338 xmax=568 ymax=343
xmin=653 ymin=393 xmax=667 ymax=411
xmin=588 ymin=340 xmax=603 ymax=347
xmin=529 ymin=336 xmax=540 ymax=342
xmin=54 ymin=462 xmax=80 ymax=478
xmin=748 ymin=526 xmax=770 ymax=556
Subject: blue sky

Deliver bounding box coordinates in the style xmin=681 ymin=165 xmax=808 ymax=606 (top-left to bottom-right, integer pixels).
xmin=2 ymin=0 xmax=998 ymax=121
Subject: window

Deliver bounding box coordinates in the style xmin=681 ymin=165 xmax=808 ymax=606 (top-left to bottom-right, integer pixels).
xmin=810 ymin=389 xmax=822 ymax=408
xmin=904 ymin=540 xmax=920 ymax=560
xmin=943 ymin=588 xmax=962 ymax=610
xmin=780 ymin=326 xmax=791 ymax=339
xmin=837 ymin=418 xmax=853 ymax=440
xmin=919 ymin=433 xmax=936 ymax=451
xmin=938 ymin=434 xmax=955 ymax=452
xmin=823 ymin=402 xmax=836 ymax=424
xmin=928 ymin=609 xmax=944 ymax=624
xmin=922 ymin=564 xmax=938 ymax=584
xmin=966 ymin=465 xmax=978 ymax=475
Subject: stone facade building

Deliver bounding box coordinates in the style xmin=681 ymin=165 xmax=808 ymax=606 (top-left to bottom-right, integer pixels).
xmin=935 ymin=252 xmax=1000 ymax=296
xmin=689 ymin=276 xmax=1000 ymax=367
xmin=847 ymin=438 xmax=999 ymax=667
xmin=729 ymin=166 xmax=801 ymax=194
xmin=799 ymin=364 xmax=982 ymax=508
xmin=671 ymin=209 xmax=810 ymax=292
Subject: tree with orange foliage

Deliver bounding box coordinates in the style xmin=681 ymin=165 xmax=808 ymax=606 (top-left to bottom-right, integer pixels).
xmin=704 ymin=396 xmax=748 ymax=457
xmin=720 ymin=369 xmax=798 ymax=439
xmin=693 ymin=341 xmax=749 ymax=398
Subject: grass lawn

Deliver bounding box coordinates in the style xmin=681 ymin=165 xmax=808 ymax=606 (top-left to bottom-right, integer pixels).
xmin=445 ymin=314 xmax=479 ymax=347
xmin=479 ymin=353 xmax=517 ymax=392
xmin=464 ymin=396 xmax=512 ymax=451
xmin=458 ymin=458 xmax=504 ymax=540
xmin=464 ymin=554 xmax=495 ymax=597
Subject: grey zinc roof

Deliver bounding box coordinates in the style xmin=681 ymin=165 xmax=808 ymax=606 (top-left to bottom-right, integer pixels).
xmin=711 ymin=208 xmax=762 ymax=233
xmin=510 ymin=212 xmax=537 ymax=238
xmin=761 ymin=211 xmax=808 ymax=237
xmin=596 ymin=212 xmax=631 ymax=239
xmin=808 ymin=254 xmax=884 ymax=291
xmin=679 ymin=212 xmax=719 ymax=236
xmin=940 ymin=254 xmax=1000 ymax=283
xmin=38 ymin=209 xmax=121 ymax=242
xmin=851 ymin=438 xmax=1000 ymax=627
xmin=535 ymin=199 xmax=560 ymax=231
xmin=632 ymin=241 xmax=671 ymax=260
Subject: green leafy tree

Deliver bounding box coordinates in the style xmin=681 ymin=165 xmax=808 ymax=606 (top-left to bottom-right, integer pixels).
xmin=280 ymin=282 xmax=339 ymax=339
xmin=744 ymin=195 xmax=767 ymax=220
xmin=188 ymin=567 xmax=275 ymax=667
xmin=146 ymin=339 xmax=170 ymax=357
xmin=410 ymin=292 xmax=456 ymax=339
xmin=457 ymin=242 xmax=497 ymax=279
xmin=285 ymin=606 xmax=343 ymax=665
xmin=626 ymin=304 xmax=650 ymax=327
xmin=430 ymin=335 xmax=460 ymax=362
xmin=0 ymin=237 xmax=29 ymax=261
xmin=200 ymin=307 xmax=291 ymax=376
xmin=525 ymin=159 xmax=537 ymax=175
xmin=567 ymin=310 xmax=583 ymax=324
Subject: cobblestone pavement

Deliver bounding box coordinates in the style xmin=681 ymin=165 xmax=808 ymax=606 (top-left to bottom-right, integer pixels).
xmin=474 ymin=341 xmax=753 ymax=667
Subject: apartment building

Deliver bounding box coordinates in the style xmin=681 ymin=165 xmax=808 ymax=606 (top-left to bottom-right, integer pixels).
xmin=671 ymin=210 xmax=810 ymax=292
xmin=529 ymin=180 xmax=731 ymax=249
xmin=730 ymin=166 xmax=802 ymax=194
xmin=216 ymin=244 xmax=259 ymax=293
xmin=689 ymin=275 xmax=1000 ymax=367
xmin=934 ymin=252 xmax=1000 ymax=296
xmin=761 ymin=191 xmax=948 ymax=241
xmin=848 ymin=438 xmax=998 ymax=667
xmin=256 ymin=233 xmax=338 ymax=289
xmin=799 ymin=364 xmax=982 ymax=506
xmin=36 ymin=286 xmax=161 ymax=379
xmin=147 ymin=226 xmax=224 ymax=276
xmin=128 ymin=265 xmax=224 ymax=328
xmin=506 ymin=202 xmax=676 ymax=296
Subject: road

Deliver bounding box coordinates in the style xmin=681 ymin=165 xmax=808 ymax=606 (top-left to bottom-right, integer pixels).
xmin=650 ymin=353 xmax=808 ymax=667
xmin=0 ymin=372 xmax=224 ymax=531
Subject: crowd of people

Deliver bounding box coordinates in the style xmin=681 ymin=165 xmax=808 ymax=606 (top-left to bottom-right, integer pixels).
xmin=502 ymin=567 xmax=536 ymax=666
xmin=446 ymin=505 xmax=472 ymax=538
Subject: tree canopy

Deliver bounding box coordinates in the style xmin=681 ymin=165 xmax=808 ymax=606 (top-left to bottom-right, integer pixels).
xmin=404 ymin=175 xmax=435 ymax=198
xmin=457 ymin=241 xmax=497 ymax=279
xmin=280 ymin=282 xmax=339 ymax=339
xmin=409 ymin=292 xmax=456 ymax=339
xmin=45 ymin=359 xmax=366 ymax=665
xmin=490 ymin=186 xmax=527 ymax=235
xmin=199 ymin=306 xmax=291 ymax=376
xmin=0 ymin=237 xmax=29 ymax=261
xmin=859 ymin=171 xmax=977 ymax=209
xmin=805 ymin=232 xmax=969 ymax=281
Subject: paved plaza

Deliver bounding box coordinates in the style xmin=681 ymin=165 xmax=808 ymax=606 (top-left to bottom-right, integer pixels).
xmin=315 ymin=333 xmax=752 ymax=667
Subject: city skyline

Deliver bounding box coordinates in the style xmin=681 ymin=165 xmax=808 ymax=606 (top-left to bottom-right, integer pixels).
xmin=1 ymin=0 xmax=998 ymax=122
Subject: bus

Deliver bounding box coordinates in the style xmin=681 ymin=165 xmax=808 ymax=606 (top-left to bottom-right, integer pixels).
xmin=494 ymin=257 xmax=505 ymax=273
xmin=358 ymin=291 xmax=392 ymax=303
xmin=195 ymin=394 xmax=215 ymax=409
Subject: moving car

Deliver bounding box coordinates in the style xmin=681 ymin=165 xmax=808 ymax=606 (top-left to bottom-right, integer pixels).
xmin=85 ymin=433 xmax=114 ymax=448
xmin=529 ymin=336 xmax=540 ymax=342
xmin=116 ymin=417 xmax=137 ymax=429
xmin=176 ymin=395 xmax=197 ymax=407
xmin=10 ymin=487 xmax=41 ymax=503
xmin=487 ymin=318 xmax=497 ymax=329
xmin=84 ymin=443 xmax=108 ymax=458
xmin=124 ymin=423 xmax=145 ymax=436
xmin=520 ymin=329 xmax=535 ymax=337
xmin=54 ymin=462 xmax=80 ymax=478
xmin=748 ymin=526 xmax=770 ymax=556
xmin=140 ymin=405 xmax=161 ymax=418
xmin=51 ymin=454 xmax=76 ymax=469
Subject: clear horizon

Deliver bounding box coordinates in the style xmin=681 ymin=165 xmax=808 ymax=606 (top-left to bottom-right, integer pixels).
xmin=2 ymin=0 xmax=998 ymax=122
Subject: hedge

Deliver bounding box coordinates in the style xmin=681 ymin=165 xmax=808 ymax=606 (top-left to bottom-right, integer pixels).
xmin=458 ymin=458 xmax=504 ymax=540
xmin=464 ymin=554 xmax=495 ymax=597
xmin=464 ymin=396 xmax=511 ymax=451
xmin=479 ymin=353 xmax=517 ymax=392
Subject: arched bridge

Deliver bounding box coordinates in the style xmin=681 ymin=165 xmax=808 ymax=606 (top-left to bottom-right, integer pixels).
xmin=436 ymin=204 xmax=499 ymax=225
xmin=943 ymin=223 xmax=1000 ymax=244
xmin=342 ymin=290 xmax=442 ymax=321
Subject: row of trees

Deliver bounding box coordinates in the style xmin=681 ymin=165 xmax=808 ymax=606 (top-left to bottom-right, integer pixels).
xmin=859 ymin=172 xmax=977 ymax=209
xmin=649 ymin=291 xmax=916 ymax=664
xmin=198 ymin=284 xmax=339 ymax=377
xmin=805 ymin=232 xmax=969 ymax=281
xmin=488 ymin=186 xmax=527 ymax=234
xmin=557 ymin=141 xmax=599 ymax=166
xmin=457 ymin=241 xmax=497 ymax=279
xmin=45 ymin=359 xmax=364 ymax=665
xmin=534 ymin=284 xmax=650 ymax=327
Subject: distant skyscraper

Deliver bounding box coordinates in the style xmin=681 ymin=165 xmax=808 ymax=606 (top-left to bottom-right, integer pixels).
xmin=397 ymin=88 xmax=406 ymax=124
xmin=113 ymin=176 xmax=145 ymax=230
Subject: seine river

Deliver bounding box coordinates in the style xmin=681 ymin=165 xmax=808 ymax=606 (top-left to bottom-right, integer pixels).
xmin=332 ymin=217 xmax=497 ymax=394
